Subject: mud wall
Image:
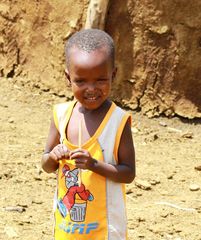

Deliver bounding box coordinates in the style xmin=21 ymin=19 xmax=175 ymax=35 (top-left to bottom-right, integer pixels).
xmin=1 ymin=0 xmax=201 ymax=118
xmin=0 ymin=0 xmax=88 ymax=97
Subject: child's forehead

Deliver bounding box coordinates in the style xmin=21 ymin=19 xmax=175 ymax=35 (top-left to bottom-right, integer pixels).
xmin=68 ymin=47 xmax=111 ymax=67
xmin=69 ymin=46 xmax=109 ymax=58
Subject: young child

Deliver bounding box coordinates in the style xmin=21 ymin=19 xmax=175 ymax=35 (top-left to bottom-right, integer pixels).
xmin=41 ymin=29 xmax=135 ymax=240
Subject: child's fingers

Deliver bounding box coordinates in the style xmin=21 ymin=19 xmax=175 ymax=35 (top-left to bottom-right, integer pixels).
xmin=49 ymin=151 xmax=59 ymax=162
xmin=69 ymin=149 xmax=88 ymax=158
xmin=75 ymin=159 xmax=87 ymax=169
xmin=51 ymin=144 xmax=69 ymax=160
xmin=60 ymin=144 xmax=69 ymax=158
xmin=62 ymin=144 xmax=69 ymax=158
xmin=69 ymin=151 xmax=88 ymax=160
xmin=69 ymin=148 xmax=83 ymax=154
xmin=75 ymin=158 xmax=86 ymax=164
xmin=53 ymin=148 xmax=63 ymax=159
xmin=61 ymin=144 xmax=68 ymax=153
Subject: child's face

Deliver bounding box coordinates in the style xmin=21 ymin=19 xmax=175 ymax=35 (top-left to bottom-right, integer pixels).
xmin=66 ymin=47 xmax=116 ymax=110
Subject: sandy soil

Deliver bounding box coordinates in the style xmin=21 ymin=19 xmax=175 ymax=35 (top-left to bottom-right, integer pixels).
xmin=0 ymin=77 xmax=201 ymax=240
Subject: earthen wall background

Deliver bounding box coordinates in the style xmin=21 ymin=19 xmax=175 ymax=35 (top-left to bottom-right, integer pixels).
xmin=1 ymin=0 xmax=201 ymax=118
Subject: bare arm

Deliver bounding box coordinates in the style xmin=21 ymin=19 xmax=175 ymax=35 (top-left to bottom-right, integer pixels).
xmin=41 ymin=117 xmax=69 ymax=173
xmin=70 ymin=119 xmax=135 ymax=183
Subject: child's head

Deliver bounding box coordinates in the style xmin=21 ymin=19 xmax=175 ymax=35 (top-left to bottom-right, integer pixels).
xmin=64 ymin=29 xmax=117 ymax=110
xmin=65 ymin=29 xmax=115 ymax=69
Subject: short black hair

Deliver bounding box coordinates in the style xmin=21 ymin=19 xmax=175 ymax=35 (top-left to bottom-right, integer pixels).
xmin=65 ymin=29 xmax=115 ymax=67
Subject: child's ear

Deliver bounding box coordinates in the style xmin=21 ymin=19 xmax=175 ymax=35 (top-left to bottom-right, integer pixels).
xmin=65 ymin=69 xmax=71 ymax=86
xmin=112 ymin=67 xmax=117 ymax=81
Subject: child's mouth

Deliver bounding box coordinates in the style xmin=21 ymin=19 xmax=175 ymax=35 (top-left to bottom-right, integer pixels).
xmin=85 ymin=96 xmax=99 ymax=101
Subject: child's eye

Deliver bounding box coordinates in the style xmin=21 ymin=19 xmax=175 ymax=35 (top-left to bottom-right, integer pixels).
xmin=97 ymin=78 xmax=108 ymax=82
xmin=74 ymin=79 xmax=84 ymax=85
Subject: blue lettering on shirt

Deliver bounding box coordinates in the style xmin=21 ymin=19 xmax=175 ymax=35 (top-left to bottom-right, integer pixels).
xmin=59 ymin=220 xmax=99 ymax=234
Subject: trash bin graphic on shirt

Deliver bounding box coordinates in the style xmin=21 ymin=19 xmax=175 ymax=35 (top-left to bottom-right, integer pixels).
xmin=57 ymin=164 xmax=94 ymax=222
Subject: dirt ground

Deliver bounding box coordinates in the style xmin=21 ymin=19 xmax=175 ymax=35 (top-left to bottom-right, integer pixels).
xmin=0 ymin=77 xmax=201 ymax=240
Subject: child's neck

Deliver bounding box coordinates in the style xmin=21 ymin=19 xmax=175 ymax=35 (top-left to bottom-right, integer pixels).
xmin=77 ymin=100 xmax=111 ymax=115
xmin=67 ymin=99 xmax=112 ymax=144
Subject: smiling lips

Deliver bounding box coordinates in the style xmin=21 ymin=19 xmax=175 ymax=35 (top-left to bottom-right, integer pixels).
xmin=84 ymin=94 xmax=100 ymax=101
xmin=85 ymin=96 xmax=98 ymax=101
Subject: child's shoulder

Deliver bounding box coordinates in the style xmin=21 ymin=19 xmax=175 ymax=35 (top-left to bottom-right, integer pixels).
xmin=112 ymin=102 xmax=132 ymax=125
xmin=53 ymin=101 xmax=75 ymax=113
xmin=113 ymin=102 xmax=131 ymax=116
xmin=53 ymin=101 xmax=75 ymax=126
xmin=53 ymin=101 xmax=73 ymax=108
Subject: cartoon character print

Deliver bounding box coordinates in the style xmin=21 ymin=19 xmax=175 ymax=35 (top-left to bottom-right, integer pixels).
xmin=57 ymin=164 xmax=94 ymax=221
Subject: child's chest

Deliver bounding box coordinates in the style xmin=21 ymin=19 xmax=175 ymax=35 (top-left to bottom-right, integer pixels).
xmin=66 ymin=113 xmax=103 ymax=145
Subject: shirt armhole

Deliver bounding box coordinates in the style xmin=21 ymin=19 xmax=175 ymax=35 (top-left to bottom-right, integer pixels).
xmin=53 ymin=105 xmax=59 ymax=131
xmin=113 ymin=113 xmax=132 ymax=163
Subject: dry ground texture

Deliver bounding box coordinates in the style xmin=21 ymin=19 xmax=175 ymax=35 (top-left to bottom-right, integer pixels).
xmin=0 ymin=77 xmax=201 ymax=240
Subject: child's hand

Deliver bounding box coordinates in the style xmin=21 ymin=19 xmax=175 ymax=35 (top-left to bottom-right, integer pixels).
xmin=69 ymin=149 xmax=94 ymax=170
xmin=49 ymin=144 xmax=69 ymax=162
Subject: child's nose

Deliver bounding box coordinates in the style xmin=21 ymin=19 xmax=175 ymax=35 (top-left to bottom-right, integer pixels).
xmin=87 ymin=82 xmax=96 ymax=91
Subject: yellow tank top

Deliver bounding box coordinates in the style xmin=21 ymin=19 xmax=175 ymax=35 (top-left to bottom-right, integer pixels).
xmin=53 ymin=101 xmax=131 ymax=240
